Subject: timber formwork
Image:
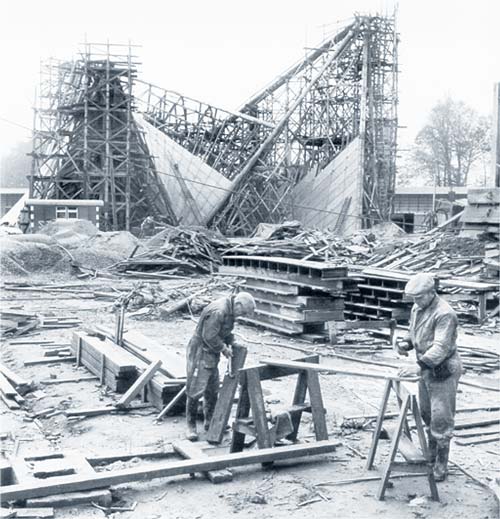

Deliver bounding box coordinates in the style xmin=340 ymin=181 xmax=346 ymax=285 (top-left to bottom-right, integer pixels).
xmin=141 ymin=14 xmax=398 ymax=234
xmin=31 ymin=14 xmax=398 ymax=235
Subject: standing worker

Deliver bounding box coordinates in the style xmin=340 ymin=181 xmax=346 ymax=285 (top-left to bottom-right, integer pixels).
xmin=397 ymin=273 xmax=462 ymax=481
xmin=185 ymin=291 xmax=256 ymax=441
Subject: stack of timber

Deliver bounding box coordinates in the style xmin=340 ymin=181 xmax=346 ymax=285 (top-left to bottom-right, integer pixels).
xmin=0 ymin=310 xmax=39 ymax=338
xmin=344 ymin=268 xmax=412 ymax=323
xmin=219 ymin=255 xmax=349 ymax=336
xmin=70 ymin=330 xmax=186 ymax=411
xmin=114 ymin=226 xmax=227 ymax=277
xmin=460 ymin=188 xmax=500 ymax=239
xmin=0 ymin=364 xmax=27 ymax=409
xmin=346 ymin=267 xmax=498 ymax=324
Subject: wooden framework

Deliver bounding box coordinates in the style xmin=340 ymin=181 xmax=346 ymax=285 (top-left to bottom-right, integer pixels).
xmin=30 ymin=43 xmax=175 ymax=231
xmin=30 ymin=14 xmax=397 ymax=235
xmin=366 ymin=379 xmax=439 ymax=501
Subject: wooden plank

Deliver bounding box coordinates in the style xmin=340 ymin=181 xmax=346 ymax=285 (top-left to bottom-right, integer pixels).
xmin=65 ymin=404 xmax=152 ymax=418
xmin=155 ymin=386 xmax=187 ymax=421
xmin=116 ymin=360 xmax=162 ymax=408
xmin=23 ymin=357 xmax=76 ymax=366
xmin=207 ymin=345 xmax=247 ymax=444
xmin=86 ymin=446 xmax=176 ymax=465
xmin=172 ymin=441 xmax=233 ymax=484
xmin=0 ymin=373 xmax=19 ymax=398
xmin=0 ymin=508 xmax=54 ymax=518
xmin=455 ymin=435 xmax=500 ymax=446
xmin=306 ymin=370 xmax=328 ymax=440
xmin=262 ymin=359 xmax=418 ymax=382
xmin=382 ymin=426 xmax=425 ymax=464
xmin=0 ymin=440 xmax=341 ymax=502
xmin=40 ymin=376 xmax=99 ymax=385
xmin=454 ymin=416 xmax=500 ymax=430
xmin=245 ymin=368 xmax=272 ymax=449
xmin=25 ymin=489 xmax=112 ymax=508
xmin=0 ymin=364 xmax=29 ymax=388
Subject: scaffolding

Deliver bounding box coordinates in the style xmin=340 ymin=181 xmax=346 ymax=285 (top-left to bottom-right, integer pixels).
xmin=30 ymin=43 xmax=174 ymax=230
xmin=30 ymin=14 xmax=398 ymax=235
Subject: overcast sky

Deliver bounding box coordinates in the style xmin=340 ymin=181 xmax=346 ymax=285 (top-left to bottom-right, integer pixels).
xmin=0 ymin=0 xmax=498 ymax=164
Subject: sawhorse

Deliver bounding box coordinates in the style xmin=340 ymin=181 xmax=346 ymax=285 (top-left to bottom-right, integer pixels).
xmin=230 ymin=355 xmax=328 ymax=454
xmin=366 ymin=378 xmax=439 ymax=501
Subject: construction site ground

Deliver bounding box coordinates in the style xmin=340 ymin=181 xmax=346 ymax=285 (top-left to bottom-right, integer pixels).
xmin=1 ymin=272 xmax=499 ymax=519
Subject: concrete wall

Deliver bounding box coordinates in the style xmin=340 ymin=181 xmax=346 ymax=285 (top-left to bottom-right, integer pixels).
xmin=135 ymin=114 xmax=232 ymax=226
xmin=291 ymin=138 xmax=363 ymax=234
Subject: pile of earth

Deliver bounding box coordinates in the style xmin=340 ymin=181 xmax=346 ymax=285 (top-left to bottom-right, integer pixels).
xmin=0 ymin=220 xmax=145 ymax=276
xmin=0 ymin=234 xmax=69 ymax=276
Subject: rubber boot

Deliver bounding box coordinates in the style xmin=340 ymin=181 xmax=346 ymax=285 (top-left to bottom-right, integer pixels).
xmin=203 ymin=392 xmax=218 ymax=431
xmin=427 ymin=431 xmax=437 ymax=464
xmin=186 ymin=397 xmax=199 ymax=441
xmin=434 ymin=440 xmax=450 ymax=482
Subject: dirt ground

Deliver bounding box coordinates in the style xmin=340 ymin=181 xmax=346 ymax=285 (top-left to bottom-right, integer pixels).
xmin=1 ymin=273 xmax=499 ymax=519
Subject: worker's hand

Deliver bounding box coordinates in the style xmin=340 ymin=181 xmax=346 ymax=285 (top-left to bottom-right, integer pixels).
xmin=398 ymin=365 xmax=421 ymax=378
xmin=396 ymin=340 xmax=411 ymax=357
xmin=222 ymin=345 xmax=233 ymax=359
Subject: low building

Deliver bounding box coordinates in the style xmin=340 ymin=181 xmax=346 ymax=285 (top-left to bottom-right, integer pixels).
xmin=392 ymin=186 xmax=468 ymax=233
xmin=0 ymin=188 xmax=29 ymax=218
xmin=24 ymin=199 xmax=104 ymax=232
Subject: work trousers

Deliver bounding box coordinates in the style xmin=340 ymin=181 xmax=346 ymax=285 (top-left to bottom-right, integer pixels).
xmin=187 ymin=365 xmax=220 ymax=402
xmin=418 ymin=353 xmax=462 ymax=445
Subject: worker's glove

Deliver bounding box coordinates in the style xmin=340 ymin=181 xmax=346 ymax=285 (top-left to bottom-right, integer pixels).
xmin=398 ymin=365 xmax=421 ymax=378
xmin=221 ymin=345 xmax=233 ymax=359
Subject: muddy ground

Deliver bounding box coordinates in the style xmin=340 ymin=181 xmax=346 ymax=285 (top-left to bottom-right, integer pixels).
xmin=1 ymin=273 xmax=499 ymax=519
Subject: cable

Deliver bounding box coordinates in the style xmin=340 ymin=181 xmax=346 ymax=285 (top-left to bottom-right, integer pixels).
xmin=0 ymin=116 xmax=32 ymax=133
xmin=0 ymin=115 xmax=429 ymax=230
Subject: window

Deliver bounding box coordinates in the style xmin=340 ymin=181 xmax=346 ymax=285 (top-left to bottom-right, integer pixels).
xmin=56 ymin=206 xmax=79 ymax=219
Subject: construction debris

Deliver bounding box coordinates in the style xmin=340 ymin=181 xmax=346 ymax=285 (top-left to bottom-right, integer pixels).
xmin=114 ymin=225 xmax=228 ymax=276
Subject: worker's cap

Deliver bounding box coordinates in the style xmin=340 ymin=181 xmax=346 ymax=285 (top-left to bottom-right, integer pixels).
xmin=404 ymin=273 xmax=436 ymax=296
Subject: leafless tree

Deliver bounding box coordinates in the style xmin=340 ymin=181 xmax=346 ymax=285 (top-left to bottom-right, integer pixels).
xmin=409 ymin=98 xmax=490 ymax=187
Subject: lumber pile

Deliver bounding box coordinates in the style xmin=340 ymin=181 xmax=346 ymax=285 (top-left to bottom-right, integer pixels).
xmin=460 ymin=188 xmax=500 ymax=239
xmin=224 ymin=229 xmax=371 ymax=265
xmin=344 ymin=268 xmax=412 ymax=323
xmin=0 ymin=311 xmax=39 ymax=338
xmin=345 ymin=266 xmax=498 ymax=324
xmin=219 ymin=255 xmax=348 ymax=336
xmin=114 ymin=226 xmax=228 ymax=277
xmin=70 ymin=330 xmax=185 ymax=411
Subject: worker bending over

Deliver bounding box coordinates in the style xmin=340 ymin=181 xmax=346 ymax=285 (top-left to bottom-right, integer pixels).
xmin=185 ymin=291 xmax=256 ymax=441
xmin=397 ymin=273 xmax=462 ymax=481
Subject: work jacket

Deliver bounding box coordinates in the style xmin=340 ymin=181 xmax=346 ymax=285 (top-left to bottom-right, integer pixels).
xmin=187 ymin=295 xmax=235 ymax=373
xmin=408 ymin=294 xmax=458 ymax=369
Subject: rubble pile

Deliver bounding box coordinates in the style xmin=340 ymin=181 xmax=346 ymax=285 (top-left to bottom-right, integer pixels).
xmin=114 ymin=225 xmax=228 ymax=277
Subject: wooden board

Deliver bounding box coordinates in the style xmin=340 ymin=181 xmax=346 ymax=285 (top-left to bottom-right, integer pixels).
xmin=207 ymin=345 xmax=247 ymax=444
xmin=172 ymin=441 xmax=233 ymax=483
xmin=0 ymin=440 xmax=341 ymax=502
xmin=116 ymin=359 xmax=162 ymax=408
